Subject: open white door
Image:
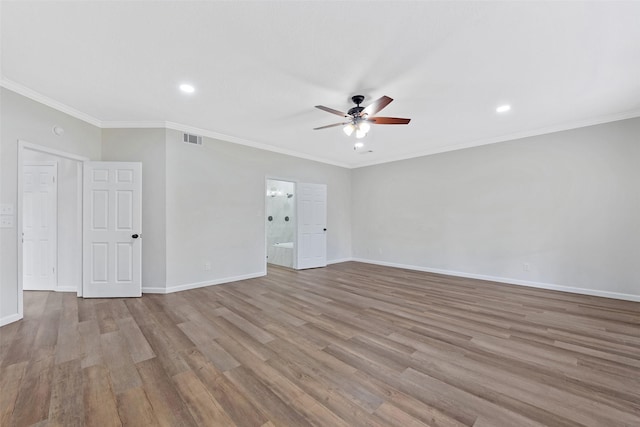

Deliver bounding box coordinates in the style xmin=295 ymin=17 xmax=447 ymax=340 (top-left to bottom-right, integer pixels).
xmin=83 ymin=162 xmax=142 ymax=298
xmin=297 ymin=183 xmax=327 ymax=269
xmin=23 ymin=164 xmax=58 ymax=290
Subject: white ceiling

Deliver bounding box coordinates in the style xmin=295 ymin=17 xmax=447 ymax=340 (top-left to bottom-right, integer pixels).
xmin=2 ymin=1 xmax=640 ymax=168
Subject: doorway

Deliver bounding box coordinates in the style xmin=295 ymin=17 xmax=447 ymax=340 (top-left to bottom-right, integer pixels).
xmin=18 ymin=141 xmax=88 ymax=309
xmin=265 ymin=179 xmax=296 ymax=269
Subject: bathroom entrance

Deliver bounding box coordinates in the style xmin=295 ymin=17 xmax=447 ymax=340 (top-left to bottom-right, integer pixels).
xmin=266 ymin=179 xmax=296 ymax=268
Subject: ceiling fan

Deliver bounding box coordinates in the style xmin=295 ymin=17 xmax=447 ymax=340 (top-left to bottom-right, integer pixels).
xmin=314 ymin=95 xmax=411 ymax=139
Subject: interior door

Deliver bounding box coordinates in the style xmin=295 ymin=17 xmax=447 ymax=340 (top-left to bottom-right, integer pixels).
xmin=297 ymin=183 xmax=327 ymax=269
xmin=83 ymin=162 xmax=142 ymax=298
xmin=23 ymin=163 xmax=58 ymax=290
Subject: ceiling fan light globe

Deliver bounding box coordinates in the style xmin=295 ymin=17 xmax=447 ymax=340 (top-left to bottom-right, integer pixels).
xmin=358 ymin=122 xmax=371 ymax=133
xmin=355 ymin=129 xmax=367 ymax=139
xmin=343 ymin=124 xmax=355 ymax=136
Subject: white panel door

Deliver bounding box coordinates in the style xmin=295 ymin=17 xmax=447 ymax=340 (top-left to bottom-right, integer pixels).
xmin=297 ymin=183 xmax=327 ymax=269
xmin=83 ymin=162 xmax=142 ymax=298
xmin=23 ymin=164 xmax=57 ymax=290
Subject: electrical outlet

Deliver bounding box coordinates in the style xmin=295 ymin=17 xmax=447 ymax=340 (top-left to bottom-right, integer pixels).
xmin=0 ymin=216 xmax=14 ymax=228
xmin=523 ymin=263 xmax=530 ymax=272
xmin=204 ymin=262 xmax=212 ymax=271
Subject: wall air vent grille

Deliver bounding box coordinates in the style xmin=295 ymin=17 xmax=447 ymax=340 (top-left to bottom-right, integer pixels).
xmin=183 ymin=133 xmax=203 ymax=146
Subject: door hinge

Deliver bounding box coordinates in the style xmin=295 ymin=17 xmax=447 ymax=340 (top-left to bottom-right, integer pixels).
xmin=52 ymin=176 xmax=56 ymax=183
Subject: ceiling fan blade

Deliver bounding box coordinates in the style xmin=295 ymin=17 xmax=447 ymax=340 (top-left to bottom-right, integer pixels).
xmin=362 ymin=96 xmax=393 ymax=117
xmin=313 ymin=122 xmax=349 ymax=130
xmin=367 ymin=117 xmax=411 ymax=125
xmin=315 ymin=105 xmax=348 ymax=117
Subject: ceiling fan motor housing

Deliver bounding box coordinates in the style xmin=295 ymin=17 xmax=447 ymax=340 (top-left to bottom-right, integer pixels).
xmin=351 ymin=95 xmax=365 ymax=105
xmin=347 ymin=95 xmax=366 ymax=118
xmin=348 ymin=106 xmax=365 ymax=117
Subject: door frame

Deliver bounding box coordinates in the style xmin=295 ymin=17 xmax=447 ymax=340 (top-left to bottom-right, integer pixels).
xmin=17 ymin=140 xmax=89 ymax=317
xmin=265 ymin=177 xmax=298 ymax=271
xmin=22 ymin=161 xmax=58 ymax=291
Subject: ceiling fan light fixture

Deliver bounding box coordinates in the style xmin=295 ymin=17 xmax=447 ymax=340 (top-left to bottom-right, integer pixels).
xmin=355 ymin=129 xmax=367 ymax=139
xmin=343 ymin=123 xmax=355 ymax=136
xmin=354 ymin=142 xmax=364 ymax=149
xmin=358 ymin=121 xmax=371 ymax=133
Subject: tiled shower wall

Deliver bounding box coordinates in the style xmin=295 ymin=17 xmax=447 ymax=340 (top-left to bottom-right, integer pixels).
xmin=266 ymin=180 xmax=295 ymax=268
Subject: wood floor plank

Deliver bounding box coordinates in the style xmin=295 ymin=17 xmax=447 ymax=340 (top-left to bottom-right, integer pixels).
xmin=1 ymin=319 xmax=39 ymax=367
xmin=0 ymin=361 xmax=28 ymax=426
xmin=78 ymin=320 xmax=103 ymax=369
xmin=116 ymin=317 xmax=156 ymax=363
xmin=135 ymin=358 xmax=197 ymax=427
xmin=116 ymin=387 xmax=159 ymax=426
xmin=100 ymin=330 xmax=143 ymax=394
xmin=9 ymin=347 xmax=55 ymax=426
xmin=82 ymin=364 xmax=121 ymax=427
xmin=48 ymin=359 xmax=84 ymax=427
xmin=181 ymin=347 xmax=268 ymax=427
xmin=95 ymin=301 xmax=119 ymax=334
xmin=1 ymin=262 xmax=639 ymax=426
xmin=173 ymin=370 xmax=236 ymax=426
xmin=224 ymin=365 xmax=313 ymax=427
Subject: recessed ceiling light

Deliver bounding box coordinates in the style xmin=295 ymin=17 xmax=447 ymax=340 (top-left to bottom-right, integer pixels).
xmin=496 ymin=104 xmax=511 ymax=113
xmin=179 ymin=84 xmax=195 ymax=93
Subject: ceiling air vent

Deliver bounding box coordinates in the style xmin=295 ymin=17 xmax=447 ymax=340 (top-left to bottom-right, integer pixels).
xmin=182 ymin=132 xmax=203 ymax=146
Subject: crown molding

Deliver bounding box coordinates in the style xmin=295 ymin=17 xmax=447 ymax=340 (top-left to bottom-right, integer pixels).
xmin=1 ymin=77 xmax=103 ymax=127
xmin=162 ymin=121 xmax=352 ymax=168
xmin=4 ymin=77 xmax=640 ymax=170
xmin=1 ymin=78 xmax=349 ymax=167
xmin=100 ymin=119 xmax=350 ymax=168
xmin=352 ymin=108 xmax=640 ymax=168
xmin=100 ymin=120 xmax=166 ymax=129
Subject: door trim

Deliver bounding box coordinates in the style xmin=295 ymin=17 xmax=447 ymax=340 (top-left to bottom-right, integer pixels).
xmin=17 ymin=140 xmax=89 ymax=318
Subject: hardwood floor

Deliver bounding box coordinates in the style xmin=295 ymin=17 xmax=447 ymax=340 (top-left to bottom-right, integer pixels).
xmin=1 ymin=261 xmax=639 ymax=426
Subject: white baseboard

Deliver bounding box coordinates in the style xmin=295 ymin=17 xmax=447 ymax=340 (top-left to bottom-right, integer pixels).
xmin=0 ymin=313 xmax=23 ymax=327
xmin=56 ymin=285 xmax=78 ymax=293
xmin=327 ymin=258 xmax=354 ymax=265
xmin=143 ymin=271 xmax=266 ymax=295
xmin=351 ymin=258 xmax=640 ymax=302
xmin=141 ymin=286 xmax=168 ymax=294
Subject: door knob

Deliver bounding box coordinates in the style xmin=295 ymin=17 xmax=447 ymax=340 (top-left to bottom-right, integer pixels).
xmin=132 ymin=234 xmax=139 ymax=239
xmin=323 ymin=228 xmax=327 ymax=231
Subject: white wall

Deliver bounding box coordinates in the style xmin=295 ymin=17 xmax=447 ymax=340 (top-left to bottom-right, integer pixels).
xmin=101 ymin=128 xmax=167 ymax=290
xmin=352 ymin=117 xmax=640 ymax=300
xmin=0 ymin=88 xmax=101 ymax=325
xmin=165 ymin=129 xmax=352 ymax=291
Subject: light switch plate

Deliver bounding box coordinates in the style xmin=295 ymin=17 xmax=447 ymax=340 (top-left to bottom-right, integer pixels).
xmin=0 ymin=204 xmax=14 ymax=215
xmin=0 ymin=216 xmax=14 ymax=228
